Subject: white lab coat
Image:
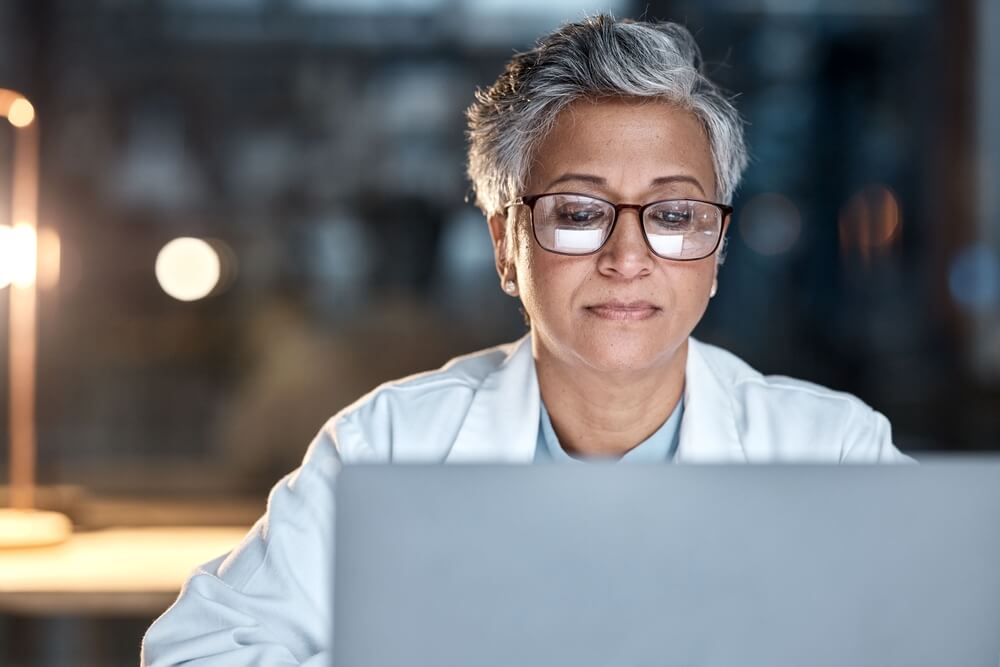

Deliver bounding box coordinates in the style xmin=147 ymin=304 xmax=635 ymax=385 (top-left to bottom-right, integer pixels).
xmin=140 ymin=334 xmax=913 ymax=666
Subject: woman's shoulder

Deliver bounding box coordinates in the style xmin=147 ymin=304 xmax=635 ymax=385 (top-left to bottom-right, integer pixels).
xmin=320 ymin=339 xmax=526 ymax=462
xmin=689 ymin=337 xmax=910 ymax=462
xmin=690 ymin=337 xmax=873 ymax=411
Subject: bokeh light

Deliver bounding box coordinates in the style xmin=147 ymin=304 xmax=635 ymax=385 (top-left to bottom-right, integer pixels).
xmin=738 ymin=192 xmax=802 ymax=256
xmin=948 ymin=244 xmax=1000 ymax=314
xmin=155 ymin=237 xmax=222 ymax=302
xmin=838 ymin=185 xmax=902 ymax=264
xmin=0 ymin=224 xmax=38 ymax=288
xmin=0 ymin=226 xmax=11 ymax=288
xmin=7 ymin=97 xmax=35 ymax=128
xmin=37 ymin=227 xmax=61 ymax=290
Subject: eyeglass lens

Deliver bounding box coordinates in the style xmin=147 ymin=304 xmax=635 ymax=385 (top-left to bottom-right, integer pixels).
xmin=531 ymin=193 xmax=722 ymax=260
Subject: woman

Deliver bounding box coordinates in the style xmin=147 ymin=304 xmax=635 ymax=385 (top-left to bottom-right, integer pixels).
xmin=142 ymin=14 xmax=912 ymax=666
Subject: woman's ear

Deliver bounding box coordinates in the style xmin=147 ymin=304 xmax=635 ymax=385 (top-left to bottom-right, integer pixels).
xmin=716 ymin=214 xmax=732 ymax=267
xmin=487 ymin=210 xmax=512 ymax=280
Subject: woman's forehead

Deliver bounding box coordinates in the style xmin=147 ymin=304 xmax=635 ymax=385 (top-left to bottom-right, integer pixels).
xmin=527 ymin=98 xmax=716 ymax=198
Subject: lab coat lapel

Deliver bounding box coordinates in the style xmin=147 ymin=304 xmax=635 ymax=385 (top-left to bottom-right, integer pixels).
xmin=445 ymin=335 xmax=539 ymax=463
xmin=675 ymin=337 xmax=748 ymax=463
xmin=444 ymin=334 xmax=745 ymax=463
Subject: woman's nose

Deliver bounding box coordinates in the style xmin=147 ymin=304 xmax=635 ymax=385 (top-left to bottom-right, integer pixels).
xmin=596 ymin=209 xmax=654 ymax=279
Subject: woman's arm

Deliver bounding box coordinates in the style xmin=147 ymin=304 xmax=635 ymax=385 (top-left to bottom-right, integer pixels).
xmin=141 ymin=425 xmax=341 ymax=666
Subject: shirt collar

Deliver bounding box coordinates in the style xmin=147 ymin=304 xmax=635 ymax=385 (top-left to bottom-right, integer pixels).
xmin=535 ymin=396 xmax=684 ymax=463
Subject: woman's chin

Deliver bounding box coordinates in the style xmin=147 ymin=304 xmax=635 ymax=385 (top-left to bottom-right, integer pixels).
xmin=571 ymin=338 xmax=675 ymax=375
xmin=532 ymin=321 xmax=683 ymax=375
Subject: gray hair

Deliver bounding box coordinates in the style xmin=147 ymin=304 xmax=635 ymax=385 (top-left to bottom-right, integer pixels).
xmin=465 ymin=15 xmax=749 ymax=217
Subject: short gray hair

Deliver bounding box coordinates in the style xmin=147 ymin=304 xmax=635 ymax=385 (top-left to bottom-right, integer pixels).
xmin=465 ymin=15 xmax=749 ymax=216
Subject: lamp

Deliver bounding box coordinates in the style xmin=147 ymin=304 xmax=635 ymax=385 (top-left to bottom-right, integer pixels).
xmin=0 ymin=88 xmax=71 ymax=548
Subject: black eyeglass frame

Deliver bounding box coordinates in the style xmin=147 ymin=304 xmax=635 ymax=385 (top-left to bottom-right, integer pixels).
xmin=504 ymin=192 xmax=735 ymax=262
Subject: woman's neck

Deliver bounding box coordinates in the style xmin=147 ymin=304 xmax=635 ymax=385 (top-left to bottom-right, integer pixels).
xmin=533 ymin=337 xmax=687 ymax=459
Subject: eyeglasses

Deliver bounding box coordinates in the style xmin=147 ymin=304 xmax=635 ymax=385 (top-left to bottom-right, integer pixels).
xmin=504 ymin=192 xmax=733 ymax=261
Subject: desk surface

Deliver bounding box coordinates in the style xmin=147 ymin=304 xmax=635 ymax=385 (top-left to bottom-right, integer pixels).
xmin=0 ymin=526 xmax=249 ymax=616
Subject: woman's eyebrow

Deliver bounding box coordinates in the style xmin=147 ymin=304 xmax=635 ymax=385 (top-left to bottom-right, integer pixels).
xmin=543 ymin=173 xmax=706 ymax=195
xmin=650 ymin=175 xmax=706 ymax=195
xmin=543 ymin=173 xmax=605 ymax=190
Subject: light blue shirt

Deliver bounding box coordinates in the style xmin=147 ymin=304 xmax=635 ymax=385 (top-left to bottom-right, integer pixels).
xmin=534 ymin=396 xmax=684 ymax=463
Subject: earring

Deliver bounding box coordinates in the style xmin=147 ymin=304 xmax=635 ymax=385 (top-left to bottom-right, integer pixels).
xmin=504 ymin=280 xmax=518 ymax=295
xmin=709 ymin=280 xmax=718 ymax=298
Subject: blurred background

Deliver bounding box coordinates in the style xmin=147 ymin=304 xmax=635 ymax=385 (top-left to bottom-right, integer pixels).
xmin=0 ymin=0 xmax=998 ymax=664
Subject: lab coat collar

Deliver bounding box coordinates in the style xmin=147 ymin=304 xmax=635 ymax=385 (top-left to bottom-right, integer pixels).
xmin=444 ymin=334 xmax=747 ymax=463
xmin=675 ymin=337 xmax=748 ymax=463
xmin=444 ymin=335 xmax=540 ymax=463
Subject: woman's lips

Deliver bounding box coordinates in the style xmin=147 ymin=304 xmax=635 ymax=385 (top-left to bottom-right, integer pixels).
xmin=585 ymin=301 xmax=660 ymax=321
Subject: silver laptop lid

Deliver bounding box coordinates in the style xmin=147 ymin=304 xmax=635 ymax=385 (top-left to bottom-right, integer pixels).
xmin=334 ymin=462 xmax=1000 ymax=667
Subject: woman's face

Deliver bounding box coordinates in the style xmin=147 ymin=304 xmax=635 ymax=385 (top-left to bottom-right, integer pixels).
xmin=490 ymin=98 xmax=726 ymax=374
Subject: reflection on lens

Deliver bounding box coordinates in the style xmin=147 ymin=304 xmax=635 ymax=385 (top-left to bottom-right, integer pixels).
xmin=553 ymin=227 xmax=604 ymax=252
xmin=647 ymin=233 xmax=685 ymax=257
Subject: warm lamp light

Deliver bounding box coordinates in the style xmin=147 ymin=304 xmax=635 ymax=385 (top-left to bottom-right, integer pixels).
xmin=2 ymin=223 xmax=38 ymax=287
xmin=0 ymin=509 xmax=73 ymax=548
xmin=7 ymin=97 xmax=35 ymax=128
xmin=1 ymin=88 xmax=71 ymax=547
xmin=0 ymin=225 xmax=13 ymax=289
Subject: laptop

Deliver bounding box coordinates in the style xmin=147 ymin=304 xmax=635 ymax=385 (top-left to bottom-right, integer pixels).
xmin=333 ymin=461 xmax=1000 ymax=667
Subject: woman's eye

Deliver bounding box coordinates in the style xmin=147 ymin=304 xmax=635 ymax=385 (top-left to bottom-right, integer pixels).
xmin=559 ymin=208 xmax=605 ymax=224
xmin=652 ymin=210 xmax=691 ymax=225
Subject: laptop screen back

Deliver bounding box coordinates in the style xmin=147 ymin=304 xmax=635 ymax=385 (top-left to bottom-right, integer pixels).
xmin=334 ymin=462 xmax=1000 ymax=667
